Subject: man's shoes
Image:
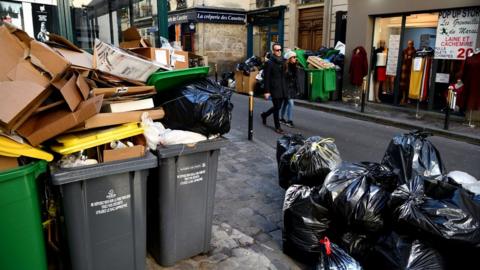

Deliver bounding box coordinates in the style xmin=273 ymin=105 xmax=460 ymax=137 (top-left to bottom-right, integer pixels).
xmin=261 ymin=113 xmax=267 ymax=125
xmin=275 ymin=128 xmax=285 ymax=134
xmin=285 ymin=121 xmax=294 ymax=128
xmin=279 ymin=118 xmax=286 ymax=124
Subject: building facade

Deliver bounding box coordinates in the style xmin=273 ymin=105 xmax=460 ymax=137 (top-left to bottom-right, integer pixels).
xmin=344 ymin=0 xmax=480 ymax=116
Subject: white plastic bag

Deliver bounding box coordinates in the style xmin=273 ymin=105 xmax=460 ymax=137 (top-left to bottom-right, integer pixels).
xmin=334 ymin=41 xmax=346 ymax=55
xmin=141 ymin=112 xmax=209 ymax=149
xmin=141 ymin=112 xmax=166 ymax=150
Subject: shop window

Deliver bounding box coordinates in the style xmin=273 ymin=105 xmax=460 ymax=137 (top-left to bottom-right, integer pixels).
xmin=370 ymin=16 xmax=402 ymax=104
xmin=176 ymin=0 xmax=187 ymax=10
xmin=298 ymin=0 xmax=324 ymax=5
xmin=256 ymin=0 xmax=275 ymax=9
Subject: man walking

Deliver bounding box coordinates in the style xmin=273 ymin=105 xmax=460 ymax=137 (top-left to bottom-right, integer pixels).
xmin=261 ymin=43 xmax=288 ymax=134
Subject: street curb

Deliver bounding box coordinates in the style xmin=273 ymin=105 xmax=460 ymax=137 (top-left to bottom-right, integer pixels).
xmin=294 ymin=100 xmax=480 ymax=146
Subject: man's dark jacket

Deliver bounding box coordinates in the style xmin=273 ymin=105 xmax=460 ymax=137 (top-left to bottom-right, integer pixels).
xmin=263 ymin=56 xmax=287 ymax=99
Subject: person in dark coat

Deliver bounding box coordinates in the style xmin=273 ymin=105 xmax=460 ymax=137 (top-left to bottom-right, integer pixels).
xmin=280 ymin=50 xmax=299 ymax=127
xmin=261 ymin=43 xmax=288 ymax=134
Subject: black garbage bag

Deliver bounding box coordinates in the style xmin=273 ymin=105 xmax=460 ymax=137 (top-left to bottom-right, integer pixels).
xmin=291 ymin=136 xmax=342 ymax=186
xmin=158 ymin=78 xmax=233 ymax=136
xmin=316 ymin=237 xmax=363 ymax=270
xmin=220 ymin=72 xmax=235 ymax=87
xmin=338 ymin=232 xmax=374 ymax=263
xmin=389 ymin=175 xmax=480 ymax=246
xmin=283 ymin=185 xmax=331 ymax=263
xmin=276 ymin=134 xmax=306 ymax=189
xmin=319 ymin=162 xmax=398 ymax=233
xmin=382 ymin=131 xmax=445 ymax=184
xmin=369 ymin=232 xmax=445 ymax=270
xmin=244 ymin=55 xmax=263 ymax=70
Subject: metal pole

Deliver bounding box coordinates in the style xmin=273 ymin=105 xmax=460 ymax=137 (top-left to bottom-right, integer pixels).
xmin=248 ymin=91 xmax=254 ymax=140
xmin=156 ymin=0 xmax=169 ymax=46
xmin=215 ymin=64 xmax=218 ymax=83
xmin=360 ymin=77 xmax=367 ymax=113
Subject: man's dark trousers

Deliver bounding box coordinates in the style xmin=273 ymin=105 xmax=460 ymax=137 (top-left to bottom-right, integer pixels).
xmin=263 ymin=98 xmax=284 ymax=129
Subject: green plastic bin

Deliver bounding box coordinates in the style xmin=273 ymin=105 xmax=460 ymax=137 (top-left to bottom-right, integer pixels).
xmin=308 ymin=69 xmax=337 ymax=102
xmin=0 ymin=161 xmax=48 ymax=270
xmin=147 ymin=66 xmax=210 ymax=92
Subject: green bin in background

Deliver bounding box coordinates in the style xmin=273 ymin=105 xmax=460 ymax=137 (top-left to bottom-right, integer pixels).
xmin=0 ymin=161 xmax=48 ymax=270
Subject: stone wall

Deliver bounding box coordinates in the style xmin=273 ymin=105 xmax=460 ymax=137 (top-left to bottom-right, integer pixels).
xmin=195 ymin=23 xmax=247 ymax=74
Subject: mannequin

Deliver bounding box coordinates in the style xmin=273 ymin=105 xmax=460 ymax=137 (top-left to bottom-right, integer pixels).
xmin=399 ymin=40 xmax=416 ymax=104
xmin=373 ymin=40 xmax=387 ymax=102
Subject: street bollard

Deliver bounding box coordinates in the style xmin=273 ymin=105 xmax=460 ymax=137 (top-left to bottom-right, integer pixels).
xmin=360 ymin=77 xmax=367 ymax=113
xmin=248 ymin=91 xmax=254 ymax=140
xmin=444 ymin=86 xmax=456 ymax=130
xmin=215 ymin=64 xmax=218 ymax=83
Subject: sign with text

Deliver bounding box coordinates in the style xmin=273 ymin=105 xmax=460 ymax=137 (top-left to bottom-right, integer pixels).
xmin=386 ymin=35 xmax=400 ymax=76
xmin=196 ymin=11 xmax=246 ymax=24
xmin=434 ymin=8 xmax=480 ymax=60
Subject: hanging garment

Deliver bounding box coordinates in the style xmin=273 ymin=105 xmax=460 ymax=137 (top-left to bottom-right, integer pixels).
xmin=349 ymin=46 xmax=368 ymax=86
xmin=419 ymin=56 xmax=432 ymax=101
xmin=409 ymin=57 xmax=425 ymax=100
xmin=463 ymin=53 xmax=480 ymax=111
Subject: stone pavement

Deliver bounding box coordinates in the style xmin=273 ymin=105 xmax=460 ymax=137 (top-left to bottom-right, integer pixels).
xmin=147 ymin=128 xmax=303 ymax=270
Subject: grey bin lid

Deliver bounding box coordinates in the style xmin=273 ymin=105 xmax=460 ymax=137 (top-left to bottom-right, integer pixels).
xmin=51 ymin=152 xmax=157 ymax=185
xmin=155 ymin=138 xmax=229 ymax=159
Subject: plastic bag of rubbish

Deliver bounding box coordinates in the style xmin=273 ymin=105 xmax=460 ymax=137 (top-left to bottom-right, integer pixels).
xmin=370 ymin=232 xmax=445 ymax=270
xmin=319 ymin=162 xmax=398 ymax=233
xmin=446 ymin=171 xmax=480 ymax=195
xmin=389 ymin=175 xmax=480 ymax=245
xmin=157 ymin=78 xmax=233 ymax=137
xmin=283 ymin=185 xmax=331 ymax=262
xmin=277 ymin=134 xmax=306 ymax=189
xmin=316 ymin=237 xmax=363 ymax=270
xmin=276 ymin=134 xmax=306 ymax=163
xmin=382 ymin=131 xmax=445 ymax=184
xmin=291 ymin=136 xmax=342 ymax=186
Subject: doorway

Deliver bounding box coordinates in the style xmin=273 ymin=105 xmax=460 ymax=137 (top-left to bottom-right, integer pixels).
xmin=298 ymin=7 xmax=324 ymax=51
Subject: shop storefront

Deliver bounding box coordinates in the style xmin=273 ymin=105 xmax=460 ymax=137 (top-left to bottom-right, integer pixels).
xmin=0 ymin=0 xmax=58 ymax=41
xmin=345 ymin=1 xmax=480 ymax=116
xmin=246 ymin=5 xmax=285 ymax=58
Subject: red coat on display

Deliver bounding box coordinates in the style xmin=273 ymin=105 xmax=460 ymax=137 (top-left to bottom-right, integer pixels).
xmin=463 ymin=52 xmax=480 ymax=111
xmin=349 ymin=46 xmax=368 ymax=86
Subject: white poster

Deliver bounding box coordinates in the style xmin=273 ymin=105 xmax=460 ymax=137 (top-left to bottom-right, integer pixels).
xmin=386 ymin=35 xmax=400 ymax=76
xmin=435 ymin=8 xmax=480 ymax=60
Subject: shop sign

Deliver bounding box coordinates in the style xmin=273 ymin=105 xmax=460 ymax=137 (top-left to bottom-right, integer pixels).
xmin=31 ymin=4 xmax=58 ymax=42
xmin=196 ymin=11 xmax=246 ymax=24
xmin=168 ymin=11 xmax=195 ymax=24
xmin=434 ymin=8 xmax=480 ymax=60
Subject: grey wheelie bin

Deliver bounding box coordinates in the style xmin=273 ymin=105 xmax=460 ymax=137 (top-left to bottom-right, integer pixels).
xmin=147 ymin=138 xmax=228 ymax=266
xmin=51 ymin=153 xmax=157 ymax=270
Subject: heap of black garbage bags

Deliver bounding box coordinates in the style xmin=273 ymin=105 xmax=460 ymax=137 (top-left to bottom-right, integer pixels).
xmin=278 ymin=131 xmax=480 ymax=270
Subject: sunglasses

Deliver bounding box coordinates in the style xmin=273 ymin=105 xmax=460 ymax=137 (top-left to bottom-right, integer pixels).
xmin=274 ymin=49 xmax=282 ymax=52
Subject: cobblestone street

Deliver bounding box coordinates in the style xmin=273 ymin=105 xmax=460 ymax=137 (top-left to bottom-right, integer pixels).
xmin=147 ymin=128 xmax=302 ymax=270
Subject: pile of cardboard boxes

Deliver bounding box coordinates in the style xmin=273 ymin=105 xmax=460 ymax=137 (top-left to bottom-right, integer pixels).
xmin=0 ymin=24 xmax=203 ymax=169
